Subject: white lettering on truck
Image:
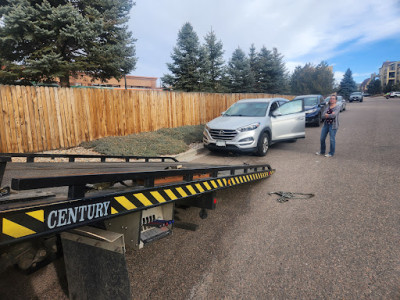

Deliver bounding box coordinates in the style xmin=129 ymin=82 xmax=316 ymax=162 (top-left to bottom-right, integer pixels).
xmin=47 ymin=201 xmax=110 ymax=229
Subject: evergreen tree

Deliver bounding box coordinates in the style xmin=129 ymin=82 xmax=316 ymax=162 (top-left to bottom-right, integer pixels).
xmin=313 ymin=61 xmax=334 ymax=95
xmin=226 ymin=47 xmax=254 ymax=93
xmin=383 ymin=81 xmax=400 ymax=93
xmin=270 ymin=47 xmax=288 ymax=94
xmin=290 ymin=63 xmax=315 ymax=95
xmin=0 ymin=0 xmax=136 ymax=87
xmin=338 ymin=68 xmax=357 ymax=99
xmin=249 ymin=46 xmax=288 ymax=94
xmin=202 ymin=29 xmax=225 ymax=92
xmin=367 ymin=79 xmax=382 ymax=95
xmin=197 ymin=45 xmax=211 ymax=91
xmin=255 ymin=46 xmax=273 ymax=93
xmin=248 ymin=44 xmax=259 ymax=91
xmin=290 ymin=61 xmax=334 ymax=95
xmin=162 ymin=22 xmax=202 ymax=92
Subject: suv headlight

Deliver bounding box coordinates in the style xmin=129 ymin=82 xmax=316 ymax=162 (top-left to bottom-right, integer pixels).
xmin=237 ymin=122 xmax=260 ymax=132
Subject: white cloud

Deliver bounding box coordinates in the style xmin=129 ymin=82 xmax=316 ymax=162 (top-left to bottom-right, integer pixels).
xmin=334 ymin=71 xmax=345 ymax=85
xmin=130 ymin=0 xmax=400 ymax=79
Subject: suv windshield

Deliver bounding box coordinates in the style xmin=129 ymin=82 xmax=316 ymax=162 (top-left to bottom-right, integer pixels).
xmin=351 ymin=92 xmax=362 ymax=96
xmin=300 ymin=97 xmax=318 ymax=106
xmin=224 ymin=102 xmax=269 ymax=117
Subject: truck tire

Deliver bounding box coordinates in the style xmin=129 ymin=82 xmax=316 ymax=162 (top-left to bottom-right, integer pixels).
xmin=256 ymin=132 xmax=269 ymax=156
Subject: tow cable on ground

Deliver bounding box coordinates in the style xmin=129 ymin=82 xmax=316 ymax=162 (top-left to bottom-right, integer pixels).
xmin=268 ymin=191 xmax=315 ymax=203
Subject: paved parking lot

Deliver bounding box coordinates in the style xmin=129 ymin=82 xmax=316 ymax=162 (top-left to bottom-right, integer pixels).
xmin=1 ymin=96 xmax=399 ymax=299
xmin=127 ymin=96 xmax=399 ymax=299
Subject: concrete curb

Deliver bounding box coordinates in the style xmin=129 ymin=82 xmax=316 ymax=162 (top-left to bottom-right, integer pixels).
xmin=174 ymin=146 xmax=208 ymax=162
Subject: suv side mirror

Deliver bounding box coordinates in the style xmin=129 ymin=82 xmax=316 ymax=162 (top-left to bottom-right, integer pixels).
xmin=272 ymin=110 xmax=282 ymax=117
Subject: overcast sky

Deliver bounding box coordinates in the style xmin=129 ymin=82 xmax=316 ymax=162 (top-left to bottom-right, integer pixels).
xmin=128 ymin=0 xmax=400 ymax=85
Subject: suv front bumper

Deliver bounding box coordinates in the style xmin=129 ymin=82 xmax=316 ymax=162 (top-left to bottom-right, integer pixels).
xmin=203 ymin=128 xmax=259 ymax=153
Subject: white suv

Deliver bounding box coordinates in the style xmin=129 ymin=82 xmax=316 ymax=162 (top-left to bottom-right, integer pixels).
xmin=390 ymin=91 xmax=400 ymax=98
xmin=203 ymin=98 xmax=305 ymax=156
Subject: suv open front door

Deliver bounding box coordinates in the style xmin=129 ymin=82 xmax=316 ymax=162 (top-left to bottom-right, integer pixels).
xmin=270 ymin=99 xmax=305 ymax=141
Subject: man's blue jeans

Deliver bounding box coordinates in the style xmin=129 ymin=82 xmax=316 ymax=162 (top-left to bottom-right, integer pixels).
xmin=320 ymin=123 xmax=337 ymax=156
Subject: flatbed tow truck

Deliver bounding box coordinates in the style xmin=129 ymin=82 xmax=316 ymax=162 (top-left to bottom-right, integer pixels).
xmin=0 ymin=153 xmax=274 ymax=299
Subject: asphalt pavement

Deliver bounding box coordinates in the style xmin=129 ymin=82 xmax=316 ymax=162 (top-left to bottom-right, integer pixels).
xmin=126 ymin=96 xmax=399 ymax=299
xmin=1 ymin=96 xmax=399 ymax=299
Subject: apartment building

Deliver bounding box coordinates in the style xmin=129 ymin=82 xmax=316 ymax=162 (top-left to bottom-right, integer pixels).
xmin=379 ymin=61 xmax=400 ymax=87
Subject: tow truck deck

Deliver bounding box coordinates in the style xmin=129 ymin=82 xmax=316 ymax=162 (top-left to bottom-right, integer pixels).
xmin=0 ymin=153 xmax=275 ymax=298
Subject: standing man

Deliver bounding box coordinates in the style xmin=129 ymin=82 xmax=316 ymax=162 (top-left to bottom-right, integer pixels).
xmin=316 ymin=94 xmax=340 ymax=157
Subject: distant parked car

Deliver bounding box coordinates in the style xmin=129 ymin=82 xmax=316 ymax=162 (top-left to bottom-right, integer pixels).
xmin=349 ymin=92 xmax=363 ymax=102
xmin=293 ymin=94 xmax=325 ymax=127
xmin=362 ymin=92 xmax=370 ymax=97
xmin=389 ymin=91 xmax=400 ymax=98
xmin=338 ymin=96 xmax=346 ymax=112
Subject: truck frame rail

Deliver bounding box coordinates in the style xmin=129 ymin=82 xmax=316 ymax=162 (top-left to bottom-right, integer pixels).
xmin=0 ymin=154 xmax=274 ymax=247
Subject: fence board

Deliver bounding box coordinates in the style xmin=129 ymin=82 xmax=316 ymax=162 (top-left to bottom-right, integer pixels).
xmin=0 ymin=85 xmax=293 ymax=153
xmin=11 ymin=86 xmax=23 ymax=152
xmin=0 ymin=87 xmax=9 ymax=152
xmin=5 ymin=86 xmax=19 ymax=152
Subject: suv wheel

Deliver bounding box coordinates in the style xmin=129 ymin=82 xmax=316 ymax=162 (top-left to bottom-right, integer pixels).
xmin=256 ymin=132 xmax=269 ymax=156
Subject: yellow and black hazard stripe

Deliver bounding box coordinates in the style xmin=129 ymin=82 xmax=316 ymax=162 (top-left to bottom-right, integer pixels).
xmin=2 ymin=209 xmax=45 ymax=239
xmin=0 ymin=169 xmax=274 ymax=246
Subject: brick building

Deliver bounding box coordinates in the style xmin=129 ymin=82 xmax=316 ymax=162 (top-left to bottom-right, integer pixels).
xmin=69 ymin=73 xmax=159 ymax=89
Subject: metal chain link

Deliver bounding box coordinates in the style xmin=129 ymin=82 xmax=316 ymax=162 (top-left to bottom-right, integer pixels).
xmin=268 ymin=191 xmax=315 ymax=203
xmin=0 ymin=187 xmax=10 ymax=197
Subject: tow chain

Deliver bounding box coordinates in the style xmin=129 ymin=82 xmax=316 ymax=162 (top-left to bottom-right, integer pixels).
xmin=0 ymin=186 xmax=10 ymax=197
xmin=268 ymin=191 xmax=315 ymax=203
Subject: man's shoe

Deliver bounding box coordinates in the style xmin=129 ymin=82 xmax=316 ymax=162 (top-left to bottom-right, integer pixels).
xmin=325 ymin=154 xmax=333 ymax=157
xmin=316 ymin=152 xmax=324 ymax=155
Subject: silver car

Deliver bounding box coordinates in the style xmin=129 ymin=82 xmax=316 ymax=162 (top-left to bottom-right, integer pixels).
xmin=203 ymin=98 xmax=305 ymax=156
xmin=324 ymin=95 xmax=346 ymax=112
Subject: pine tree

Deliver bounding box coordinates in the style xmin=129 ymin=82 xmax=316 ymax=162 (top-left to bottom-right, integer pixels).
xmin=248 ymin=44 xmax=259 ymax=91
xmin=226 ymin=47 xmax=254 ymax=93
xmin=202 ymin=29 xmax=225 ymax=92
xmin=162 ymin=22 xmax=202 ymax=92
xmin=0 ymin=0 xmax=136 ymax=87
xmin=312 ymin=61 xmax=334 ymax=95
xmin=338 ymin=68 xmax=357 ymax=99
xmin=250 ymin=46 xmax=287 ymax=94
xmin=269 ymin=47 xmax=288 ymax=94
xmin=255 ymin=47 xmax=273 ymax=93
xmin=198 ymin=45 xmax=211 ymax=91
xmin=367 ymin=79 xmax=382 ymax=95
xmin=290 ymin=62 xmax=334 ymax=95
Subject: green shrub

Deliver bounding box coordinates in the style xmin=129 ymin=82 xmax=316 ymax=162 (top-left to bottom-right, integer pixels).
xmin=81 ymin=125 xmax=204 ymax=156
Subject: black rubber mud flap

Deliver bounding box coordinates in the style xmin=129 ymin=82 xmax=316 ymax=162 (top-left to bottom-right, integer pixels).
xmin=61 ymin=230 xmax=131 ymax=300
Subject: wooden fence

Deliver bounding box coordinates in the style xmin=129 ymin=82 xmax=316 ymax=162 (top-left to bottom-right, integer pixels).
xmin=0 ymin=85 xmax=293 ymax=153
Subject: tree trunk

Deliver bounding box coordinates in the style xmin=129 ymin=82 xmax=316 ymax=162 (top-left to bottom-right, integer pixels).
xmin=59 ymin=74 xmax=70 ymax=87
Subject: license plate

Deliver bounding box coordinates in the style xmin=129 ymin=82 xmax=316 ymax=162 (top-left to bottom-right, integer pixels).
xmin=216 ymin=140 xmax=226 ymax=147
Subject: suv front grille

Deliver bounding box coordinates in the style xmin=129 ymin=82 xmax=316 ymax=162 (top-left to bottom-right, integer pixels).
xmin=209 ymin=129 xmax=237 ymax=140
